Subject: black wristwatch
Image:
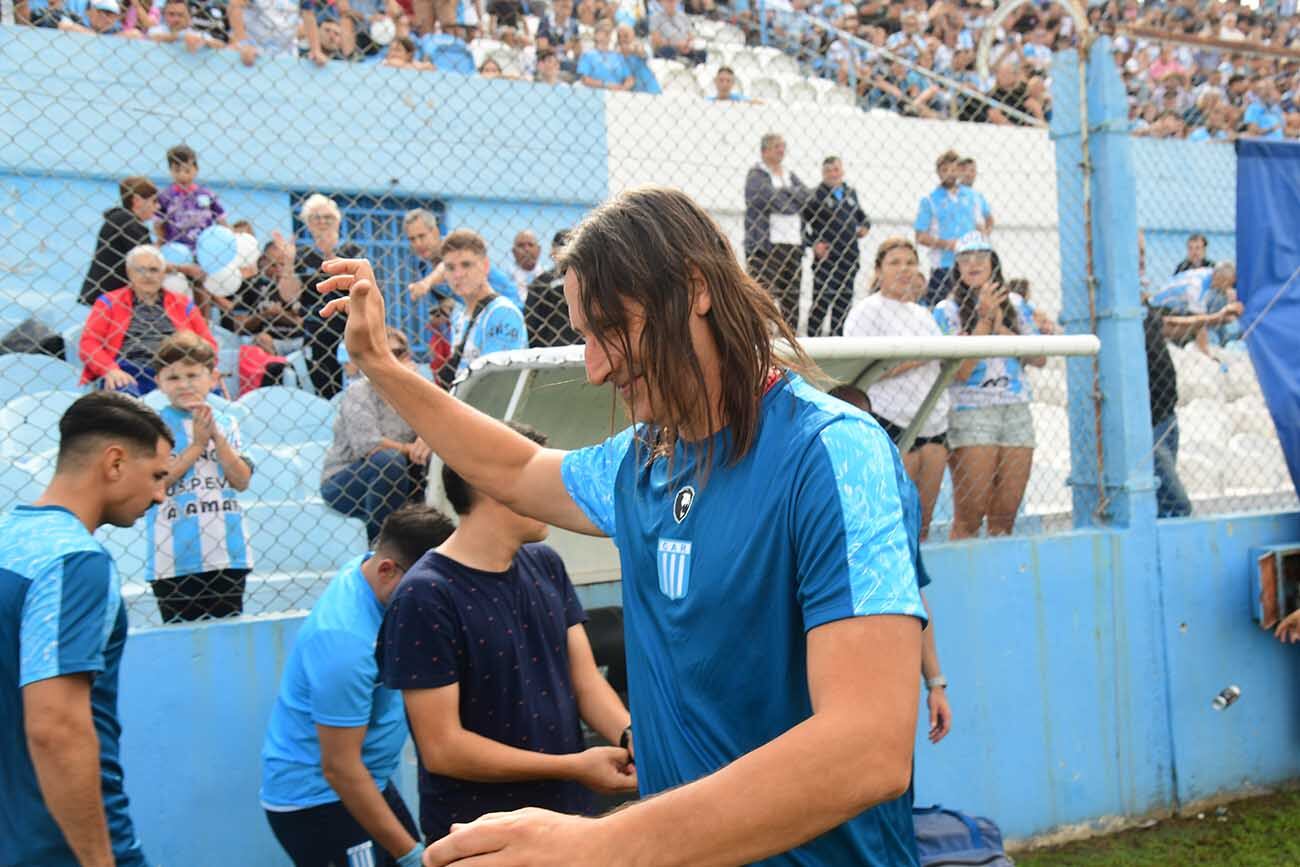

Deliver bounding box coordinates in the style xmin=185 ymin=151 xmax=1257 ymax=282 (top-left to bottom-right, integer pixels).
xmin=619 ymin=725 xmax=632 ymax=750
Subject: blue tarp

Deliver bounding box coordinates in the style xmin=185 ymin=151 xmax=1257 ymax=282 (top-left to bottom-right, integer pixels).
xmin=1236 ymin=140 xmax=1300 ymax=498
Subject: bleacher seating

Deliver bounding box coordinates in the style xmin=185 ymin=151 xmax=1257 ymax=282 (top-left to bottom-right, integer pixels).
xmin=235 ymin=387 xmax=336 ymax=445
xmin=0 ymin=354 xmax=80 ymax=407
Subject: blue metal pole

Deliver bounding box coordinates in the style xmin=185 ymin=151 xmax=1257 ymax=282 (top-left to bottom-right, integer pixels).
xmin=1050 ymin=37 xmax=1158 ymax=530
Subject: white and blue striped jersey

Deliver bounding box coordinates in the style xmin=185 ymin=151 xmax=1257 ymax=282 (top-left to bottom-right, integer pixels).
xmin=146 ymin=403 xmax=253 ymax=581
xmin=934 ymin=293 xmax=1040 ymax=409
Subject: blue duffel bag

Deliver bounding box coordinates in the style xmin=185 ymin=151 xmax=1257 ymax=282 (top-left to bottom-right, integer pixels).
xmin=913 ymin=805 xmax=1014 ymax=866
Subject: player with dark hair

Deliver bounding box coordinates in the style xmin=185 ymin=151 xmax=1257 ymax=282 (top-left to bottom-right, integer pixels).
xmin=377 ymin=422 xmax=636 ymax=845
xmin=1 ymin=392 xmax=174 ymax=867
xmin=319 ymin=185 xmax=926 ymax=867
xmin=261 ymin=505 xmax=457 ymax=867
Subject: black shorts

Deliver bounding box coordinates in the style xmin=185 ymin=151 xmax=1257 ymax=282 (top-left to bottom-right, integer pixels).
xmin=876 ymin=416 xmax=949 ymax=453
xmin=266 ymin=782 xmax=418 ymax=867
xmin=151 ymin=569 xmax=248 ymax=623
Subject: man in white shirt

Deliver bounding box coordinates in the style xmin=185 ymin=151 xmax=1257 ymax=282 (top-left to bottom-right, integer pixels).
xmin=743 ymin=133 xmax=811 ymax=332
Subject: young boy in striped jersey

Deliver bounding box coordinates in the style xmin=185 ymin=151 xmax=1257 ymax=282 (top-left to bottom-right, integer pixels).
xmin=147 ymin=331 xmax=254 ymax=622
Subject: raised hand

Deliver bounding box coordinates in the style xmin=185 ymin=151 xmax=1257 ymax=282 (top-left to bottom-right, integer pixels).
xmin=1275 ymin=609 xmax=1300 ymax=644
xmin=318 ymin=258 xmax=396 ymax=371
xmin=191 ymin=404 xmax=215 ymax=446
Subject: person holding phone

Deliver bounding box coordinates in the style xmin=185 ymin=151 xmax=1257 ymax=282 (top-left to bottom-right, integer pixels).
xmin=933 ymin=233 xmax=1045 ymax=540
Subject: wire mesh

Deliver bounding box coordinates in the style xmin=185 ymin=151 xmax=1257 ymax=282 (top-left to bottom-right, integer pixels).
xmin=1 ymin=0 xmax=1291 ymax=627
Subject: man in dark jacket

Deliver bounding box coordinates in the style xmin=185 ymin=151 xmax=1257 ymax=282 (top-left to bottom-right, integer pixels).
xmin=80 ymin=177 xmax=158 ymax=305
xmin=744 ymin=133 xmax=810 ymax=333
xmin=801 ymin=156 xmax=870 ymax=336
xmin=524 ymin=230 xmax=579 ymax=348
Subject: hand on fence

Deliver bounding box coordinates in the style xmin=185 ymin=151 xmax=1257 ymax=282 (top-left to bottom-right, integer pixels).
xmin=319 ymin=258 xmax=394 ymax=368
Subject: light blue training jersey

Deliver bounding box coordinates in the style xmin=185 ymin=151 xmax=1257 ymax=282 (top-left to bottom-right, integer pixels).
xmin=260 ymin=554 xmax=408 ymax=810
xmin=0 ymin=505 xmax=145 ymax=867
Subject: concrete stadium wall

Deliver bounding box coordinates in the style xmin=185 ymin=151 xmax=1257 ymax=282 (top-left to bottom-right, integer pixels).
xmin=116 ymin=510 xmax=1300 ymax=864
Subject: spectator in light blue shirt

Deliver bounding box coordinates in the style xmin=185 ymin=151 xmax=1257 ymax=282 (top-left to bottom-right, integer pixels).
xmin=1243 ymin=77 xmax=1286 ymax=139
xmin=914 ymin=149 xmax=983 ymax=305
xmin=577 ymin=20 xmax=634 ymax=90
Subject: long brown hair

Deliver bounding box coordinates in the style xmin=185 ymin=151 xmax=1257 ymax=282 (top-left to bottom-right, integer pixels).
xmin=559 ymin=186 xmax=817 ymax=476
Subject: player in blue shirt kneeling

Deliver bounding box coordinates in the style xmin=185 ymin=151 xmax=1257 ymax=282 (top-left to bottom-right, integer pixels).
xmin=261 ymin=506 xmax=456 ymax=867
xmin=319 ymin=186 xmax=927 ymax=867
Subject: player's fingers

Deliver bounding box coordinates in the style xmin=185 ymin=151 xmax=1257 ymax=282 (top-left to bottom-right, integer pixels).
xmin=423 ymin=821 xmax=514 ymax=867
xmin=316 ymin=272 xmax=361 ymax=295
xmin=321 ymin=257 xmax=370 ymax=275
xmin=320 ymin=297 xmax=351 ymax=319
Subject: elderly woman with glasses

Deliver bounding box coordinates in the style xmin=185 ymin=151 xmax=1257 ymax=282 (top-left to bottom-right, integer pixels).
xmin=284 ymin=194 xmax=365 ymax=398
xmin=320 ymin=327 xmax=431 ymax=543
xmin=78 ymin=244 xmax=217 ymax=395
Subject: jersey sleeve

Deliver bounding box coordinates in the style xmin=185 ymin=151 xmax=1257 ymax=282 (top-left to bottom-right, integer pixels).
xmin=20 ymin=551 xmax=116 ymax=687
xmin=479 ymin=302 xmax=527 ymax=355
xmin=377 ymin=577 xmax=463 ymax=690
xmin=301 ymin=630 xmax=377 ymax=727
xmin=560 ymin=426 xmax=638 ymax=538
xmin=913 ymin=195 xmax=933 ymax=233
xmin=792 ymin=418 xmax=926 ymax=632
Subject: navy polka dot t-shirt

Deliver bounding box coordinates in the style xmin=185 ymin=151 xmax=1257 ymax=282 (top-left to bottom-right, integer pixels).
xmin=377 ymin=542 xmax=593 ymax=842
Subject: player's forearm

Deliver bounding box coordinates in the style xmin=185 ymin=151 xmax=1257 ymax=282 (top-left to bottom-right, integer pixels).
xmin=414 ymin=726 xmax=582 ymax=783
xmin=361 ymin=359 xmax=566 ymax=522
xmin=915 ymin=231 xmax=943 ymax=249
xmin=324 ymin=761 xmax=420 ymax=858
xmin=27 ymin=715 xmax=114 ymax=867
xmin=600 ymin=704 xmax=915 ymax=867
xmin=920 ymin=595 xmax=941 ymax=680
xmin=574 ymin=670 xmax=631 ymax=746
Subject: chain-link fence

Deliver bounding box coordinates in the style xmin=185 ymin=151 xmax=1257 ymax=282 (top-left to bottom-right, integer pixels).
xmin=1 ymin=0 xmax=1292 ymax=627
xmin=1118 ymin=27 xmax=1299 ymax=519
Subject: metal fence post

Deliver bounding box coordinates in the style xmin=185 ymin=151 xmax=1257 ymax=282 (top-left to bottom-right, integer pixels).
xmin=1051 ymin=36 xmax=1158 ymax=530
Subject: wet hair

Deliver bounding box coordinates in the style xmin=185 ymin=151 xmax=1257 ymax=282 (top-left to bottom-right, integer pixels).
xmin=557 ymin=186 xmax=818 ymax=477
xmin=119 ymin=175 xmax=158 ymax=209
xmin=373 ymin=505 xmax=456 ymax=567
xmin=443 ymin=422 xmax=546 ymax=514
xmin=166 ymin=143 xmax=198 ymax=167
xmin=155 ymin=330 xmax=216 ymax=371
xmin=56 ymin=392 xmax=174 ymax=471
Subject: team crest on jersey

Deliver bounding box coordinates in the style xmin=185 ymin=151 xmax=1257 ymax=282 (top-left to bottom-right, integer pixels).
xmin=657 ymin=539 xmax=692 ymax=600
xmin=672 ymin=486 xmax=695 ymax=523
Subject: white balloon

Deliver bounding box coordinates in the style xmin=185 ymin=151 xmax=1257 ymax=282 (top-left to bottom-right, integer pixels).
xmin=370 ymin=15 xmax=396 ymax=45
xmin=204 ymin=265 xmax=242 ymax=298
xmin=162 ymin=272 xmax=192 ymax=298
xmin=234 ymin=231 xmax=261 ymax=270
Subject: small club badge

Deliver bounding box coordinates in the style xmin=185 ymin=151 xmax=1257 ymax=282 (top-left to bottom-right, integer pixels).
xmin=673 ymin=485 xmax=695 ymax=524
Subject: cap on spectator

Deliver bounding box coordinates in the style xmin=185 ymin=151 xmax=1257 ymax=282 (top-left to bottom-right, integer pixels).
xmin=89 ymin=0 xmax=121 ymax=12
xmin=954 ymin=232 xmax=993 ymax=256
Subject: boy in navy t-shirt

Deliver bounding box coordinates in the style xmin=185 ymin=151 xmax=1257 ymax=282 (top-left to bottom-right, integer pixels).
xmin=377 ymin=423 xmax=636 ymax=843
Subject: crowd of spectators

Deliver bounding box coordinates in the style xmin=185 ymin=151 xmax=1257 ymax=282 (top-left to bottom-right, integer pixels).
xmin=14 ymin=0 xmax=1300 ymax=136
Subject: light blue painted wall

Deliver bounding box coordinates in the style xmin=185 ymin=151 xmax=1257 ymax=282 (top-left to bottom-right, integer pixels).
xmin=116 ymin=513 xmax=1300 ymax=865
xmin=1133 ymin=138 xmax=1237 ymax=286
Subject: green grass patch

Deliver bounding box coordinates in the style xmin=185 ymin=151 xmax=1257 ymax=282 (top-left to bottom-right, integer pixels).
xmin=1014 ymin=790 xmax=1300 ymax=867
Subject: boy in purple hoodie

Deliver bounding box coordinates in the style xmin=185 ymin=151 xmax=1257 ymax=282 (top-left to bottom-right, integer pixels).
xmin=157 ymin=143 xmax=226 ymax=251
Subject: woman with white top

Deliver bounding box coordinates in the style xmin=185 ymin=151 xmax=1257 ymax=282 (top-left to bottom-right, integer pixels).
xmin=842 ymin=237 xmax=950 ymax=540
xmin=933 ymin=233 xmax=1045 ymax=539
